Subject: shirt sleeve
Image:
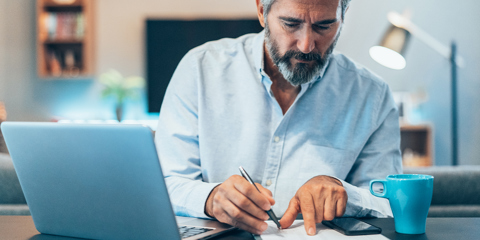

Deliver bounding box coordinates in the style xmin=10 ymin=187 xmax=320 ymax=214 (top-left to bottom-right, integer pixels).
xmin=340 ymin=83 xmax=403 ymax=218
xmin=155 ymin=50 xmax=219 ymax=218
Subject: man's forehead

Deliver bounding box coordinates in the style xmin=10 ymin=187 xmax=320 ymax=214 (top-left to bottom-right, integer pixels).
xmin=270 ymin=0 xmax=342 ymax=19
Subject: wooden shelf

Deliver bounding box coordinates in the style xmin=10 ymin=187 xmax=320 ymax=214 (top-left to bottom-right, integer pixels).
xmin=43 ymin=40 xmax=84 ymax=44
xmin=400 ymin=124 xmax=433 ymax=167
xmin=43 ymin=6 xmax=83 ymax=12
xmin=36 ymin=0 xmax=95 ymax=79
xmin=42 ymin=0 xmax=83 ymax=8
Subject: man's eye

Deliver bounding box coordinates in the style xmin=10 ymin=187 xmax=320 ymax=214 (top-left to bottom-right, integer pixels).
xmin=315 ymin=25 xmax=330 ymax=30
xmin=284 ymin=23 xmax=299 ymax=28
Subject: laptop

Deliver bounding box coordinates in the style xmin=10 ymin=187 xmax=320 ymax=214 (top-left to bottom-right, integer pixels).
xmin=1 ymin=122 xmax=235 ymax=240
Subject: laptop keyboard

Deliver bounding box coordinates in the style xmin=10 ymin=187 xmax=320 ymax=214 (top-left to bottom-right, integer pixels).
xmin=178 ymin=225 xmax=214 ymax=238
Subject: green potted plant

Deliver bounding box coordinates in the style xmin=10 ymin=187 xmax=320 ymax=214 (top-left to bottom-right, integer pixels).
xmin=98 ymin=69 xmax=145 ymax=122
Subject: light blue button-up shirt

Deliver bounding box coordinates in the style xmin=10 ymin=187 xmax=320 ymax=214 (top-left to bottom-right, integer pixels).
xmin=155 ymin=31 xmax=402 ymax=219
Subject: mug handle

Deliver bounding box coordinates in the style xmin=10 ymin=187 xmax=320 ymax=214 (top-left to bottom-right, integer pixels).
xmin=369 ymin=179 xmax=387 ymax=198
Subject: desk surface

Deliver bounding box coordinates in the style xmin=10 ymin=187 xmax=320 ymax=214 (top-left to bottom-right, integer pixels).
xmin=1 ymin=216 xmax=479 ymax=240
xmin=362 ymin=217 xmax=480 ymax=240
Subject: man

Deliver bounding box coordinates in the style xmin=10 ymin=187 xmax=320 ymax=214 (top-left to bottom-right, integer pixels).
xmin=0 ymin=102 xmax=5 ymax=122
xmin=155 ymin=0 xmax=402 ymax=236
xmin=0 ymin=102 xmax=7 ymax=153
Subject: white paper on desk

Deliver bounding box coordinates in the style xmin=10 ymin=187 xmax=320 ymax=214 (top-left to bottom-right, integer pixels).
xmin=260 ymin=220 xmax=388 ymax=240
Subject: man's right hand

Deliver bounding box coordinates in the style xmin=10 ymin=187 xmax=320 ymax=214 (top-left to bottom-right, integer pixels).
xmin=205 ymin=175 xmax=275 ymax=235
xmin=0 ymin=102 xmax=6 ymax=122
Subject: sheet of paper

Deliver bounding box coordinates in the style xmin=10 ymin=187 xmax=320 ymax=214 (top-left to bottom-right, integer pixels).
xmin=259 ymin=220 xmax=389 ymax=240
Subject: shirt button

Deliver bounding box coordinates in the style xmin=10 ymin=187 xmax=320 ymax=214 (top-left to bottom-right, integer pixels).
xmin=266 ymin=179 xmax=272 ymax=186
xmin=274 ymin=136 xmax=280 ymax=142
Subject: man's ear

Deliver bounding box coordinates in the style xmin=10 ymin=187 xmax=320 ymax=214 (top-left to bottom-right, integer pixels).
xmin=256 ymin=0 xmax=266 ymax=28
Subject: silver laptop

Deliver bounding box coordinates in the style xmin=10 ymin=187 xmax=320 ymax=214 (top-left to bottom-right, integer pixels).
xmin=1 ymin=122 xmax=234 ymax=240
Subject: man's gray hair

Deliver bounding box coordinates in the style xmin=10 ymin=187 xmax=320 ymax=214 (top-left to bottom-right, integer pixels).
xmin=261 ymin=0 xmax=351 ymax=19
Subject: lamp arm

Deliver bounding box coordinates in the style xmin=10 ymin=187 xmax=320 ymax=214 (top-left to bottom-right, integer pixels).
xmin=388 ymin=12 xmax=465 ymax=67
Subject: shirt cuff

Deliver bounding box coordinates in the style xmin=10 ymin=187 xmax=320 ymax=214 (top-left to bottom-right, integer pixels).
xmin=334 ymin=178 xmax=393 ymax=218
xmin=336 ymin=178 xmax=363 ymax=216
xmin=330 ymin=177 xmax=362 ymax=216
xmin=180 ymin=182 xmax=221 ymax=219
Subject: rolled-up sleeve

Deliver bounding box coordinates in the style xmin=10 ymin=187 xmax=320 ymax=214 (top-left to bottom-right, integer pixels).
xmin=341 ymin=83 xmax=403 ymax=218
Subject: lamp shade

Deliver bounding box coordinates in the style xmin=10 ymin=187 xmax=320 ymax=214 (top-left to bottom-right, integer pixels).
xmin=370 ymin=25 xmax=411 ymax=70
xmin=52 ymin=0 xmax=77 ymax=4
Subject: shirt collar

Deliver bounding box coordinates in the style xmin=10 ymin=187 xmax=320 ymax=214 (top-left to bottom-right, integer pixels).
xmin=253 ymin=30 xmax=330 ymax=87
xmin=252 ymin=30 xmax=265 ymax=76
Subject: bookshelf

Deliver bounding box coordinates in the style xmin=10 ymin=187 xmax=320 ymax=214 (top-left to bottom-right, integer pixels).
xmin=36 ymin=0 xmax=95 ymax=79
xmin=400 ymin=124 xmax=433 ymax=167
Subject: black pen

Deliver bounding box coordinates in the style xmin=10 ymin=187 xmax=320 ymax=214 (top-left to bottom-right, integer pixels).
xmin=238 ymin=166 xmax=282 ymax=229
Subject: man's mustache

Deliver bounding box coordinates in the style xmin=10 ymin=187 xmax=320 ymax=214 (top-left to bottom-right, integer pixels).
xmin=282 ymin=50 xmax=322 ymax=62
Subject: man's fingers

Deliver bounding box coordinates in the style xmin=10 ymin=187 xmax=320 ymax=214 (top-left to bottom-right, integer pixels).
xmin=314 ymin=197 xmax=325 ymax=223
xmin=278 ymin=175 xmax=348 ymax=236
xmin=255 ymin=183 xmax=272 ymax=197
xmin=211 ymin=176 xmax=272 ymax=235
xmin=279 ymin=198 xmax=300 ymax=229
xmin=223 ymin=186 xmax=269 ymax=221
xmin=234 ymin=177 xmax=271 ymax=211
xmin=299 ymin=193 xmax=316 ymax=236
xmin=336 ymin=196 xmax=347 ymax=217
xmin=323 ymin=196 xmax=336 ymax=221
xmin=232 ymin=218 xmax=269 ymax=235
xmin=256 ymin=183 xmax=275 ymax=206
xmin=222 ymin=198 xmax=268 ymax=234
xmin=216 ymin=207 xmax=268 ymax=235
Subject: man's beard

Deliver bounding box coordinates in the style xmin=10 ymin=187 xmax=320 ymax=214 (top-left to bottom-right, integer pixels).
xmin=264 ymin=24 xmax=341 ymax=86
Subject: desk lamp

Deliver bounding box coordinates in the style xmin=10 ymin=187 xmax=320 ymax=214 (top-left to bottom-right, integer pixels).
xmin=369 ymin=12 xmax=465 ymax=165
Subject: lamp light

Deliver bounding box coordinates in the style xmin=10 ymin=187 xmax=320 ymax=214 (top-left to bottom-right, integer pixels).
xmin=370 ymin=11 xmax=465 ymax=166
xmin=52 ymin=0 xmax=76 ymax=5
xmin=369 ymin=25 xmax=410 ymax=69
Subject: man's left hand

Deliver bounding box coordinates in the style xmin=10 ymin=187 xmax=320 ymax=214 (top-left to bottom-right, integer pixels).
xmin=279 ymin=175 xmax=347 ymax=235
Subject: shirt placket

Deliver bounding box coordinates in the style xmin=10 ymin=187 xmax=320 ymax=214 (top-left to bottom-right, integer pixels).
xmin=262 ymin=119 xmax=289 ymax=199
xmin=259 ymin=73 xmax=290 ymax=199
xmin=259 ymin=74 xmax=310 ymax=199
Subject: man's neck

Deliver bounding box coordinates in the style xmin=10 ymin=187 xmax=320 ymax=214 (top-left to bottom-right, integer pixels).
xmin=263 ymin=43 xmax=300 ymax=115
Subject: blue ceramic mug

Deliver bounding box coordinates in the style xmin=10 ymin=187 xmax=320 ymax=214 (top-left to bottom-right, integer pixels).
xmin=369 ymin=174 xmax=434 ymax=234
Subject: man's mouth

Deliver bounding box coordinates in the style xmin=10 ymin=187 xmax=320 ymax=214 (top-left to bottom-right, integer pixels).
xmin=293 ymin=57 xmax=315 ymax=64
xmin=295 ymin=58 xmax=313 ymax=63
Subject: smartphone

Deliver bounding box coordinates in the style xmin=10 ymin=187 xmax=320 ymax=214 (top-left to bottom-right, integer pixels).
xmin=322 ymin=218 xmax=382 ymax=236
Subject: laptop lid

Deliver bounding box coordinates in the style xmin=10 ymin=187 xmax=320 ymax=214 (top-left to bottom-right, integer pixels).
xmin=1 ymin=122 xmax=183 ymax=239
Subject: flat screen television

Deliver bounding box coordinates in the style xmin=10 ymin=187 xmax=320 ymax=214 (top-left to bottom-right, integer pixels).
xmin=146 ymin=19 xmax=264 ymax=113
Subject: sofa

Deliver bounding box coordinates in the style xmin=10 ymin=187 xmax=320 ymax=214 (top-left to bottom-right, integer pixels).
xmin=1 ymin=151 xmax=479 ymax=217
xmin=404 ymin=166 xmax=480 ymax=217
xmin=0 ymin=153 xmax=29 ymax=215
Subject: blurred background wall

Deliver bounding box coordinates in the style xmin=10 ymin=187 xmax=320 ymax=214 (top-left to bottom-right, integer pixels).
xmin=0 ymin=0 xmax=479 ymax=166
xmin=0 ymin=1 xmax=6 ymax=105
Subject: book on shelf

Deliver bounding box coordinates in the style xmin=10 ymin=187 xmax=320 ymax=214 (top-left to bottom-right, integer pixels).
xmin=46 ymin=49 xmax=81 ymax=78
xmin=37 ymin=0 xmax=94 ymax=78
xmin=41 ymin=12 xmax=85 ymax=41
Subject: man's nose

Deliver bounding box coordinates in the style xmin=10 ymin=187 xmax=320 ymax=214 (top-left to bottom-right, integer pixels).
xmin=297 ymin=28 xmax=315 ymax=54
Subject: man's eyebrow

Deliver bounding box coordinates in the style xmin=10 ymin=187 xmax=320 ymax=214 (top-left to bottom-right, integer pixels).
xmin=279 ymin=17 xmax=303 ymax=23
xmin=314 ymin=19 xmax=338 ymax=25
xmin=279 ymin=17 xmax=338 ymax=25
